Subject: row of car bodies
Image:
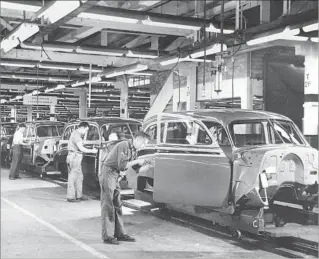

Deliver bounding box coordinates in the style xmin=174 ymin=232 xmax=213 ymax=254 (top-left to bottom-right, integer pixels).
xmin=2 ymin=109 xmax=317 ymax=235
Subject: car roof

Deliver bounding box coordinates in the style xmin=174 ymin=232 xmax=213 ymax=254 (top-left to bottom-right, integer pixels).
xmin=145 ymin=109 xmax=291 ymax=125
xmin=0 ymin=122 xmax=17 ymax=126
xmin=67 ymin=117 xmax=142 ymax=127
xmin=25 ymin=120 xmax=65 ymax=126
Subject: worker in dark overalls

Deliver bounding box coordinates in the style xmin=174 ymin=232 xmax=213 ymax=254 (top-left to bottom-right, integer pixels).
xmin=66 ymin=121 xmax=97 ymax=202
xmin=99 ymin=131 xmax=150 ymax=245
xmin=9 ymin=123 xmax=28 ymax=180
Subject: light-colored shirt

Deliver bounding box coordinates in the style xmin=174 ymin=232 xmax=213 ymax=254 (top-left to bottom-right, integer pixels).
xmin=12 ymin=131 xmax=24 ymax=145
xmin=68 ymin=130 xmax=83 ymax=153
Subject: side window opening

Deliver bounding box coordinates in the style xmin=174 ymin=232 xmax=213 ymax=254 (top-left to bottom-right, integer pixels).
xmin=145 ymin=123 xmax=164 ymax=144
xmin=62 ymin=126 xmax=74 ymax=140
xmin=203 ymin=121 xmax=230 ymax=147
xmin=86 ymin=125 xmax=100 ymax=141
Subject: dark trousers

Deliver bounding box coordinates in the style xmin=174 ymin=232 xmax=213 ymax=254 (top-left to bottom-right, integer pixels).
xmin=9 ymin=145 xmax=23 ymax=178
xmin=99 ymin=165 xmax=125 ymax=240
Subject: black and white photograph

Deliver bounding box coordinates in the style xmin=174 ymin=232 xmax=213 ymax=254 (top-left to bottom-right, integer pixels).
xmin=0 ymin=0 xmax=318 ymax=258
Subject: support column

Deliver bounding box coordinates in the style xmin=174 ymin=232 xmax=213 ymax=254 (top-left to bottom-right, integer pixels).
xmin=10 ymin=106 xmax=16 ymax=122
xmin=78 ymin=89 xmax=87 ymax=119
xmin=120 ymin=75 xmax=129 ymax=118
xmin=298 ymin=43 xmax=318 ymax=149
xmin=50 ymin=105 xmax=56 ymax=121
xmin=241 ymin=53 xmax=253 ymax=110
xmin=260 ymin=0 xmax=271 ymax=24
xmin=27 ymin=105 xmax=32 ymax=121
xmin=189 ymin=65 xmax=198 ymax=110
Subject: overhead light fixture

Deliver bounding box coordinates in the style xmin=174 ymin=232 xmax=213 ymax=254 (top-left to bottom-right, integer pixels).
xmin=48 ymin=77 xmax=72 ymax=82
xmin=100 ymin=63 xmax=148 ymax=78
xmin=142 ymin=16 xmax=202 ymax=31
xmin=310 ymin=37 xmax=318 ymax=43
xmin=71 ymin=81 xmax=85 ymax=87
xmin=128 ymin=72 xmax=154 ymax=76
xmin=21 ymin=42 xmax=75 ymax=52
xmin=206 ymin=24 xmax=234 ymax=34
xmin=190 ymin=43 xmax=227 ymax=58
xmin=246 ymin=27 xmax=300 ymax=46
xmin=126 ymin=50 xmax=158 ymax=59
xmin=1 ymin=1 xmax=41 ymax=12
xmin=159 ymin=56 xmax=180 ymax=66
xmin=0 ymin=23 xmax=40 ymax=53
xmin=302 ymin=22 xmax=318 ymax=32
xmin=38 ymin=63 xmax=79 ymax=70
xmin=138 ymin=0 xmax=160 ymax=6
xmin=45 ymin=88 xmax=55 ymax=93
xmin=55 ymin=84 xmax=66 ymax=90
xmin=76 ymin=46 xmax=126 ymax=56
xmin=79 ymin=66 xmax=104 ymax=73
xmin=125 ymin=64 xmax=148 ymax=73
xmin=34 ymin=0 xmax=80 ymax=24
xmin=14 ymin=96 xmax=23 ymax=100
xmin=32 ymin=90 xmax=40 ymax=95
xmin=0 ymin=60 xmax=36 ymax=68
xmin=284 ymin=35 xmax=309 ymax=41
xmin=78 ymin=12 xmax=139 ymax=24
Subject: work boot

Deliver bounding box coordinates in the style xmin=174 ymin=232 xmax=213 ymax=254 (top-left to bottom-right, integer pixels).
xmin=103 ymin=237 xmax=119 ymax=245
xmin=67 ymin=198 xmax=80 ymax=202
xmin=116 ymin=234 xmax=136 ymax=242
xmin=77 ymin=197 xmax=88 ymax=201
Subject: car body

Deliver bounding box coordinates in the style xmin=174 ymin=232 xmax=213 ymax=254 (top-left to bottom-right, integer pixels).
xmin=126 ymin=109 xmax=318 ymax=235
xmin=0 ymin=122 xmax=17 ymax=167
xmin=20 ymin=121 xmax=65 ymax=176
xmin=54 ymin=117 xmax=142 ymax=190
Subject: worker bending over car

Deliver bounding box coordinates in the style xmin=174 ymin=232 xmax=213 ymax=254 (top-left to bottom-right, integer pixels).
xmin=99 ymin=131 xmax=150 ymax=245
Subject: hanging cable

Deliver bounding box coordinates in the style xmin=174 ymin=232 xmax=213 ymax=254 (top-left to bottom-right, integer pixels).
xmin=36 ymin=63 xmax=39 ymax=120
xmin=203 ymin=0 xmax=207 ymax=95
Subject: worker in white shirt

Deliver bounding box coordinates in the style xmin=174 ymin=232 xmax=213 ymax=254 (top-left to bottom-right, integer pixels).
xmin=9 ymin=123 xmax=29 ymax=180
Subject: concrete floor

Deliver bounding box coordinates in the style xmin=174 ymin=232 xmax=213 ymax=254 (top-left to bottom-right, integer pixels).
xmin=1 ymin=168 xmax=285 ymax=259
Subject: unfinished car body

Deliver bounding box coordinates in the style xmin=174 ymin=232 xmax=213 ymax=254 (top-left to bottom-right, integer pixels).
xmin=126 ymin=109 xmax=318 ymax=236
xmin=21 ymin=121 xmax=65 ymax=176
xmin=54 ymin=117 xmax=142 ymax=191
xmin=0 ymin=122 xmax=17 ymax=167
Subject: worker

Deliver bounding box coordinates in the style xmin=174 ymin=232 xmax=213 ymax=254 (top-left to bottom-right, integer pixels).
xmin=99 ymin=131 xmax=150 ymax=245
xmin=67 ymin=121 xmax=97 ymax=202
xmin=9 ymin=123 xmax=29 ymax=180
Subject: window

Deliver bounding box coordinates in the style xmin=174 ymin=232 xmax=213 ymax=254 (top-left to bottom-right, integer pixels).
xmin=128 ymin=76 xmax=151 ymax=87
xmin=86 ymin=125 xmax=100 ymax=141
xmin=36 ymin=125 xmax=59 ymax=138
xmin=270 ymin=119 xmax=304 ymax=145
xmin=129 ymin=124 xmax=142 ymax=134
xmin=230 ymin=122 xmax=266 ymax=147
xmin=165 ymin=121 xmax=212 ymax=145
xmin=23 ymin=126 xmax=30 ymax=138
xmin=57 ymin=125 xmax=64 ymax=136
xmin=203 ymin=121 xmax=230 ymax=147
xmin=62 ymin=126 xmax=74 ymax=140
xmin=145 ymin=123 xmax=164 ymax=144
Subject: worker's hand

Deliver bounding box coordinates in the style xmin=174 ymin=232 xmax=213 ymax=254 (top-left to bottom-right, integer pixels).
xmin=132 ymin=158 xmax=145 ymax=165
xmin=91 ymin=148 xmax=98 ymax=154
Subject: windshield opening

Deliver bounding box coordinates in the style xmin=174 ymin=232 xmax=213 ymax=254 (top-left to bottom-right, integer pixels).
xmin=229 ymin=119 xmax=305 ymax=147
xmin=36 ymin=125 xmax=60 ymax=137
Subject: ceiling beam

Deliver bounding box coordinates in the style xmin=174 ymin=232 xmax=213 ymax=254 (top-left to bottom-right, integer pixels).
xmin=55 ymin=26 xmax=102 ymax=43
xmin=1 ymin=48 xmax=158 ymax=68
xmin=0 ymin=17 xmax=13 ymax=31
xmin=123 ymin=35 xmax=150 ymax=48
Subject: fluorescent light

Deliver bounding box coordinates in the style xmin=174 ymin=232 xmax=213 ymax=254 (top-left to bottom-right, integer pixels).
xmin=142 ymin=16 xmax=201 ymax=31
xmin=206 ymin=24 xmax=234 ymax=34
xmin=78 ymin=12 xmax=139 ymax=24
xmin=0 ymin=23 xmax=40 ymax=53
xmin=0 ymin=99 xmax=8 ymax=104
xmin=76 ymin=46 xmax=126 ymax=56
xmin=138 ymin=1 xmax=160 ymax=6
xmin=15 ymin=96 xmax=23 ymax=100
xmin=303 ymin=23 xmax=318 ymax=32
xmin=38 ymin=63 xmax=79 ymax=70
xmin=246 ymin=27 xmax=300 ymax=46
xmin=190 ymin=43 xmax=227 ymax=58
xmin=55 ymin=84 xmax=66 ymax=90
xmin=126 ymin=64 xmax=148 ymax=73
xmin=45 ymin=88 xmax=55 ymax=93
xmin=32 ymin=90 xmax=40 ymax=95
xmin=284 ymin=35 xmax=309 ymax=41
xmin=310 ymin=37 xmax=318 ymax=43
xmin=1 ymin=1 xmax=41 ymax=12
xmin=21 ymin=42 xmax=75 ymax=52
xmin=127 ymin=50 xmax=158 ymax=59
xmin=71 ymin=81 xmax=85 ymax=87
xmin=0 ymin=60 xmax=36 ymax=68
xmin=101 ymin=63 xmax=148 ymax=78
xmin=35 ymin=1 xmax=80 ymax=24
xmin=160 ymin=57 xmax=180 ymax=66
xmin=48 ymin=77 xmax=71 ymax=82
xmin=79 ymin=66 xmax=104 ymax=73
xmin=128 ymin=72 xmax=154 ymax=76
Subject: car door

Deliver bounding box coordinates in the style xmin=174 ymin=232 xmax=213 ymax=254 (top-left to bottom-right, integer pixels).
xmin=152 ymin=116 xmax=232 ymax=208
